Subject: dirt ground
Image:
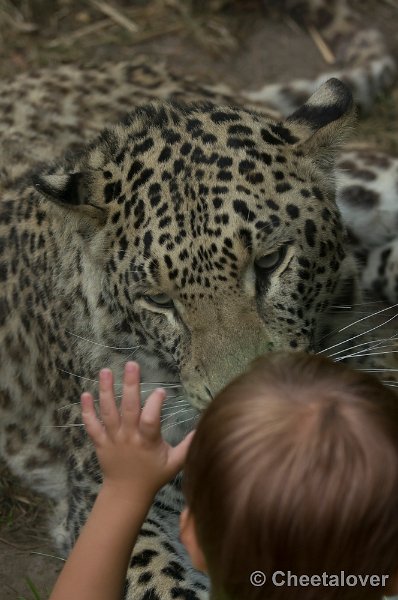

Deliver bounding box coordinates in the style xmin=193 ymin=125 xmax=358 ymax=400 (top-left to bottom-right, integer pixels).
xmin=1 ymin=1 xmax=398 ymax=598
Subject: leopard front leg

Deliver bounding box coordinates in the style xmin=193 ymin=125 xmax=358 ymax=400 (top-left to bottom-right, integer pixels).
xmin=60 ymin=441 xmax=209 ymax=600
xmin=124 ymin=484 xmax=209 ymax=600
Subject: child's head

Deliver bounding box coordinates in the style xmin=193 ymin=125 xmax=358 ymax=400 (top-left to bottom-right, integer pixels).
xmin=181 ymin=352 xmax=398 ymax=600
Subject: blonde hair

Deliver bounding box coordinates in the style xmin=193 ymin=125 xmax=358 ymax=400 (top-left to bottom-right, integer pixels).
xmin=183 ymin=352 xmax=398 ymax=600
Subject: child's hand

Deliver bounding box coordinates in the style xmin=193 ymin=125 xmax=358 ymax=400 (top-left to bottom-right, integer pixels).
xmin=80 ymin=362 xmax=194 ymax=503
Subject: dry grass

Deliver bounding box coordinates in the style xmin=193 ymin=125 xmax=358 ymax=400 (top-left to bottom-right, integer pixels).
xmin=0 ymin=461 xmax=52 ymax=547
xmin=0 ymin=0 xmax=255 ymax=75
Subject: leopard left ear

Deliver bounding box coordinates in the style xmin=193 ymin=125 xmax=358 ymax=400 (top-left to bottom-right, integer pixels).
xmin=33 ymin=172 xmax=85 ymax=206
xmin=33 ymin=171 xmax=107 ymax=224
xmin=285 ymin=78 xmax=356 ymax=171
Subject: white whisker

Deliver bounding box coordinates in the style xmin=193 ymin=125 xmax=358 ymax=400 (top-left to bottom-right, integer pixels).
xmin=42 ymin=424 xmax=85 ymax=428
xmin=320 ymin=312 xmax=398 ymax=355
xmin=161 ymin=407 xmax=193 ymax=423
xmin=57 ymin=402 xmax=83 ymax=411
xmin=30 ymin=551 xmax=66 ymax=562
xmin=318 ymin=303 xmax=398 ymax=347
xmin=141 ymin=383 xmax=182 ymax=389
xmin=327 ymin=336 xmax=398 ymax=359
xmin=161 ymin=415 xmax=198 ymax=433
xmin=335 ymin=350 xmax=398 ymax=362
xmin=330 ymin=301 xmax=382 ymax=309
xmin=56 ymin=368 xmax=98 ymax=383
xmin=344 ymin=342 xmax=398 ymax=355
xmin=337 ymin=302 xmax=398 ymax=334
xmin=161 ymin=400 xmax=190 ymax=409
xmin=65 ymin=329 xmax=141 ymax=351
xmin=56 ymin=367 xmax=181 ymax=389
xmin=357 ymin=368 xmax=398 ymax=373
xmin=56 ymin=394 xmax=188 ymax=412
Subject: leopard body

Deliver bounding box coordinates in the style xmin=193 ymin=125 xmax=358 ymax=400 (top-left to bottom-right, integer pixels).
xmin=1 ymin=1 xmax=398 ymax=598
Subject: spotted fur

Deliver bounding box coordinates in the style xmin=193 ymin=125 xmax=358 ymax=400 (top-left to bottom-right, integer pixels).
xmin=1 ymin=1 xmax=398 ymax=598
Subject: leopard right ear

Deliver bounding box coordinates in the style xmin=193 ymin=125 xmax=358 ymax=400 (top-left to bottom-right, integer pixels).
xmin=285 ymin=78 xmax=356 ymax=172
xmin=287 ymin=78 xmax=354 ymax=133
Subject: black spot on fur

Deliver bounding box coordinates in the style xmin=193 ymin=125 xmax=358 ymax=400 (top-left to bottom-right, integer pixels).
xmin=266 ymin=199 xmax=279 ymax=211
xmin=162 ymin=129 xmax=181 ymax=144
xmin=158 ymin=146 xmax=172 ymax=163
xmin=135 ymin=137 xmax=154 ymax=154
xmin=138 ymin=572 xmax=153 ymax=584
xmin=340 ymin=185 xmax=379 ymax=209
xmin=142 ymin=589 xmax=161 ymax=600
xmin=233 ymin=200 xmax=256 ymax=222
xmin=127 ymin=160 xmax=143 ymax=181
xmin=171 ymin=588 xmax=200 ymax=600
xmin=143 ymin=231 xmax=153 ymax=254
xmin=180 ymin=142 xmax=192 ymax=155
xmin=305 ymin=219 xmax=317 ymax=247
xmin=218 ymin=156 xmax=233 ymax=168
xmin=0 ymin=263 xmax=8 ymax=282
xmin=228 ymin=124 xmax=253 ymax=135
xmin=130 ymin=549 xmax=159 ymax=568
xmin=132 ymin=168 xmax=154 ymax=192
xmin=276 ymin=183 xmax=292 ymax=193
xmin=211 ymin=111 xmax=240 ymax=123
xmin=312 ymin=187 xmax=324 ymax=201
xmin=261 ymin=129 xmax=283 ymax=146
xmin=286 ymin=204 xmax=299 ymax=219
xmin=270 ymin=123 xmax=299 ymax=144
xmin=239 ymin=228 xmax=253 ymax=250
xmin=162 ymin=561 xmax=185 ymax=582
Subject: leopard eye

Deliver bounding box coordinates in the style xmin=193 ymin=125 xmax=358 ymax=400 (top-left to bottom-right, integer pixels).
xmin=255 ymin=247 xmax=287 ymax=273
xmin=145 ymin=293 xmax=174 ymax=309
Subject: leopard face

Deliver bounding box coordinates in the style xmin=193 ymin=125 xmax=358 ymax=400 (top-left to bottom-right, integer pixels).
xmin=34 ymin=79 xmax=355 ymax=410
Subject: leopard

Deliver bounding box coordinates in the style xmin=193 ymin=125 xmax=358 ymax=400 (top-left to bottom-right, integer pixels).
xmin=1 ymin=1 xmax=398 ymax=598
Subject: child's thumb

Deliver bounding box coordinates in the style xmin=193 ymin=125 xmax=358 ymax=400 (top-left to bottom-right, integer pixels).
xmin=168 ymin=430 xmax=196 ymax=473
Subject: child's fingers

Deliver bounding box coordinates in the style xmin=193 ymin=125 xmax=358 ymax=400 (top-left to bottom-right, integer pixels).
xmin=139 ymin=388 xmax=166 ymax=441
xmin=81 ymin=392 xmax=105 ymax=444
xmin=166 ymin=430 xmax=195 ymax=475
xmin=120 ymin=362 xmax=141 ymax=429
xmin=99 ymin=369 xmax=120 ymax=436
